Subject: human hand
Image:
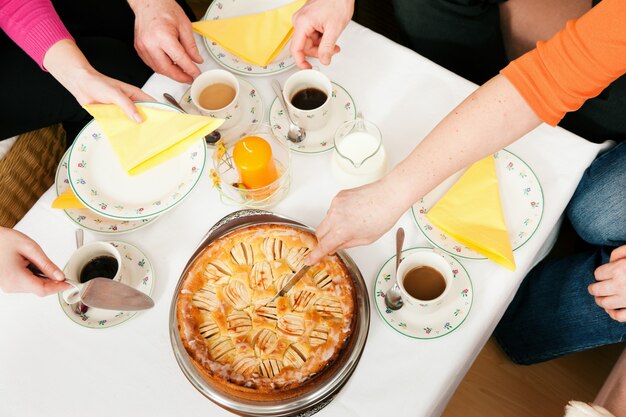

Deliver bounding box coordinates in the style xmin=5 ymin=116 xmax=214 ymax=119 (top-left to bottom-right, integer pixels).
xmin=291 ymin=0 xmax=353 ymax=69
xmin=589 ymin=245 xmax=626 ymax=322
xmin=129 ymin=0 xmax=203 ymax=83
xmin=306 ymin=177 xmax=410 ymax=265
xmin=0 ymin=228 xmax=70 ymax=296
xmin=44 ymin=39 xmax=154 ymax=122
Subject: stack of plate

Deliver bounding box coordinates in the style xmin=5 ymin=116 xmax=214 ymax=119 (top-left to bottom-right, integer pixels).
xmin=55 ymin=102 xmax=206 ymax=235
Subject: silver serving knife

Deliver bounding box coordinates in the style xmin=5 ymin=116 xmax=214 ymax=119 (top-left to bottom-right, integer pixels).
xmin=28 ymin=264 xmax=154 ymax=311
xmin=77 ymin=278 xmax=154 ymax=311
xmin=267 ymin=265 xmax=311 ymax=304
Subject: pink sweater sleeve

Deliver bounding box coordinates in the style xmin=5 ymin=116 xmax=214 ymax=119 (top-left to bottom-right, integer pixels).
xmin=0 ymin=0 xmax=74 ymax=69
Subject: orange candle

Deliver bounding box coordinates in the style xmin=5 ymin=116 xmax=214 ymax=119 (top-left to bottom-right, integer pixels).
xmin=233 ymin=136 xmax=279 ymax=189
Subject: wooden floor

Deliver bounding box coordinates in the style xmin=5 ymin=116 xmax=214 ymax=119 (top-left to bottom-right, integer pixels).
xmin=186 ymin=1 xmax=624 ymax=416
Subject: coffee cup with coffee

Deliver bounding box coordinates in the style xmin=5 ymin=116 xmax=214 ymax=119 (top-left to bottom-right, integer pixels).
xmin=396 ymin=250 xmax=454 ymax=314
xmin=190 ymin=69 xmax=241 ymax=130
xmin=62 ymin=241 xmax=124 ymax=308
xmin=282 ymin=69 xmax=333 ymax=131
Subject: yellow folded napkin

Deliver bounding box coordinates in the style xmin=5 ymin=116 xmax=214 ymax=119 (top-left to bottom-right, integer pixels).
xmin=426 ymin=155 xmax=516 ymax=271
xmin=52 ymin=188 xmax=85 ymax=209
xmin=192 ymin=0 xmax=306 ymax=66
xmin=84 ymin=104 xmax=223 ymax=175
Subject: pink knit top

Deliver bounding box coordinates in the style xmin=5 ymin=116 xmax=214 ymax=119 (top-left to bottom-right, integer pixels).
xmin=0 ymin=0 xmax=73 ymax=69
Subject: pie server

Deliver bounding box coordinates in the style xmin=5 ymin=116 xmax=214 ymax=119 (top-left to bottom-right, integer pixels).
xmin=267 ymin=264 xmax=311 ymax=304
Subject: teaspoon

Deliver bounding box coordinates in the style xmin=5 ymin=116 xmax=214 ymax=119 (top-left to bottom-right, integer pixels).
xmin=271 ymin=80 xmax=306 ymax=143
xmin=385 ymin=227 xmax=405 ymax=310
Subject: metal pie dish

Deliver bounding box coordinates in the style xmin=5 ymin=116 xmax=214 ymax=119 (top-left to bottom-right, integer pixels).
xmin=169 ymin=209 xmax=370 ymax=416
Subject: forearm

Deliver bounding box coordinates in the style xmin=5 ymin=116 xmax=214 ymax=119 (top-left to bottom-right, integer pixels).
xmin=42 ymin=39 xmax=96 ymax=98
xmin=383 ymin=74 xmax=541 ymax=211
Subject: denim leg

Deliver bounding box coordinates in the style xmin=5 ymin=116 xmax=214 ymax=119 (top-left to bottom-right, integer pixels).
xmin=494 ymin=142 xmax=626 ymax=364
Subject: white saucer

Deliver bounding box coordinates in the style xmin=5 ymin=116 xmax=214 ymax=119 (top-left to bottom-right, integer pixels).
xmin=58 ymin=241 xmax=155 ymax=329
xmin=201 ymin=0 xmax=296 ymax=76
xmin=180 ymin=77 xmax=264 ymax=143
xmin=269 ymin=82 xmax=356 ymax=154
xmin=411 ymin=149 xmax=544 ymax=260
xmin=373 ymin=247 xmax=473 ymax=339
xmin=55 ymin=150 xmax=158 ymax=235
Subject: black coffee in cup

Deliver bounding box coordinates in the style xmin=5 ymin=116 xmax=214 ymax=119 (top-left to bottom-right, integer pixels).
xmin=79 ymin=256 xmax=118 ymax=283
xmin=291 ymin=88 xmax=328 ymax=110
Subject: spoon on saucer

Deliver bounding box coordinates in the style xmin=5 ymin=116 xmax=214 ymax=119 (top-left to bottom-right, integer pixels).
xmin=385 ymin=227 xmax=405 ymax=310
xmin=271 ymin=79 xmax=306 ymax=143
xmin=163 ymin=93 xmax=221 ymax=144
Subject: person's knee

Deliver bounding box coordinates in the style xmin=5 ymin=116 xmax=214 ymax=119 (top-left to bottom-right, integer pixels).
xmin=568 ymin=144 xmax=626 ymax=246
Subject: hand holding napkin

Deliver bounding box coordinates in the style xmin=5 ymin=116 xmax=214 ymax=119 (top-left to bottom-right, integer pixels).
xmin=426 ymin=155 xmax=516 ymax=271
xmin=192 ymin=0 xmax=306 ymax=67
xmin=84 ymin=104 xmax=223 ymax=176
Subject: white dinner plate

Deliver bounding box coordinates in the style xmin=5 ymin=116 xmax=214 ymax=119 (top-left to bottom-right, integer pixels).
xmin=201 ymin=0 xmax=297 ymax=76
xmin=55 ymin=150 xmax=158 ymax=234
xmin=411 ymin=149 xmax=544 ymax=260
xmin=179 ymin=77 xmax=264 ymax=142
xmin=58 ymin=241 xmax=155 ymax=329
xmin=68 ymin=102 xmax=206 ymax=221
xmin=269 ymin=82 xmax=356 ymax=154
xmin=373 ymin=247 xmax=473 ymax=339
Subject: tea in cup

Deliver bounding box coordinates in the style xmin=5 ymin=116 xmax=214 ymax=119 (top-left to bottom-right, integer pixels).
xmin=396 ymin=250 xmax=453 ymax=314
xmin=62 ymin=241 xmax=123 ymax=310
xmin=190 ymin=69 xmax=241 ymax=129
xmin=282 ymin=69 xmax=332 ymax=131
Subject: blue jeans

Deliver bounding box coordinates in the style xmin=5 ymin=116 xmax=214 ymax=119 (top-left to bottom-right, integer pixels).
xmin=494 ymin=142 xmax=626 ymax=364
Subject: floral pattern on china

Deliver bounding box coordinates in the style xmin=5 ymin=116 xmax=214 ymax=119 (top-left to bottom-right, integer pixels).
xmin=201 ymin=0 xmax=296 ymax=76
xmin=412 ymin=149 xmax=544 ymax=259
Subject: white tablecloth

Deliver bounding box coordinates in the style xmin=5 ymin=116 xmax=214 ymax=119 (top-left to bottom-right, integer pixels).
xmin=1 ymin=22 xmax=605 ymax=417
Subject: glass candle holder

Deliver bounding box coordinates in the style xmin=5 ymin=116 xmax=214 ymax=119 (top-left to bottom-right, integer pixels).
xmin=211 ymin=123 xmax=291 ymax=208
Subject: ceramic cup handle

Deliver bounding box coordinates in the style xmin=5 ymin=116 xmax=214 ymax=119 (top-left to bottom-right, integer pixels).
xmin=62 ymin=279 xmax=82 ymax=305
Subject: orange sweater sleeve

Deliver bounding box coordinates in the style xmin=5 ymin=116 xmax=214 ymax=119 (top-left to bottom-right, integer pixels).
xmin=500 ymin=0 xmax=626 ymax=126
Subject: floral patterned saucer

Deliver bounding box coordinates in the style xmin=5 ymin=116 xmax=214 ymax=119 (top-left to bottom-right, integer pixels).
xmin=179 ymin=77 xmax=264 ymax=143
xmin=201 ymin=0 xmax=296 ymax=76
xmin=68 ymin=102 xmax=206 ymax=221
xmin=269 ymin=82 xmax=356 ymax=154
xmin=373 ymin=247 xmax=473 ymax=339
xmin=411 ymin=149 xmax=544 ymax=260
xmin=58 ymin=241 xmax=155 ymax=329
xmin=55 ymin=151 xmax=157 ymax=235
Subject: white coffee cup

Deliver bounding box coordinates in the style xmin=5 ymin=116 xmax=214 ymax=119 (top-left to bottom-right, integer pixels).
xmin=62 ymin=241 xmax=123 ymax=305
xmin=282 ymin=69 xmax=333 ymax=131
xmin=190 ymin=69 xmax=241 ymax=129
xmin=396 ymin=250 xmax=453 ymax=314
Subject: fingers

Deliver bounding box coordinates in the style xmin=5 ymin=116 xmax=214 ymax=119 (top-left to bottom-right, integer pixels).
xmin=307 ymin=232 xmax=344 ymax=266
xmin=152 ymin=48 xmax=194 ymax=84
xmin=179 ymin=23 xmax=204 ymax=65
xmin=290 ymin=25 xmax=314 ymax=69
xmin=110 ymin=90 xmax=144 ymax=123
xmin=607 ymin=308 xmax=626 ymax=323
xmin=4 ymin=271 xmax=69 ymax=297
xmin=164 ymin=39 xmax=201 ymax=80
xmin=123 ymin=84 xmax=154 ymax=103
xmin=588 ymin=280 xmax=615 ymax=297
xmin=19 ymin=239 xmax=64 ymax=282
xmin=610 ymin=245 xmax=626 ymax=262
xmin=318 ymin=25 xmax=341 ymax=65
xmin=595 ymin=295 xmax=626 ymax=310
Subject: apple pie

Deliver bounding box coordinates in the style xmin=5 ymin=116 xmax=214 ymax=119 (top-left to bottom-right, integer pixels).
xmin=176 ymin=224 xmax=355 ymax=399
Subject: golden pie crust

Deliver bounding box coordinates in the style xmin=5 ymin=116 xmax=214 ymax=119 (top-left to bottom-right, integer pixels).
xmin=176 ymin=224 xmax=354 ymax=400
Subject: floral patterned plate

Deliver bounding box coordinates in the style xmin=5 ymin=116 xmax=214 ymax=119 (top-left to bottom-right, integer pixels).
xmin=68 ymin=102 xmax=206 ymax=220
xmin=411 ymin=149 xmax=544 ymax=260
xmin=55 ymin=151 xmax=157 ymax=234
xmin=373 ymin=247 xmax=473 ymax=339
xmin=269 ymin=82 xmax=356 ymax=154
xmin=201 ymin=0 xmax=296 ymax=76
xmin=179 ymin=77 xmax=264 ymax=143
xmin=58 ymin=241 xmax=155 ymax=329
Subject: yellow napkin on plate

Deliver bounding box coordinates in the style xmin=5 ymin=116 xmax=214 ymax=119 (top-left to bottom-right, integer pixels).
xmin=426 ymin=155 xmax=516 ymax=271
xmin=84 ymin=104 xmax=223 ymax=175
xmin=192 ymin=0 xmax=306 ymax=67
xmin=52 ymin=188 xmax=85 ymax=209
